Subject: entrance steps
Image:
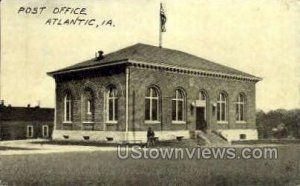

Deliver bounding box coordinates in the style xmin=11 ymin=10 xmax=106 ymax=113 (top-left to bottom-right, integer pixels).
xmin=192 ymin=130 xmax=229 ymax=145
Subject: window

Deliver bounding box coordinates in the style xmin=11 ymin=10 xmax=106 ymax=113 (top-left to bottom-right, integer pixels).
xmin=27 ymin=125 xmax=34 ymax=138
xmin=87 ymin=100 xmax=92 ymax=115
xmin=107 ymin=87 xmax=118 ymax=122
xmin=64 ymin=92 xmax=72 ymax=122
xmin=172 ymin=89 xmax=185 ymax=122
xmin=145 ymin=87 xmax=160 ymax=121
xmin=240 ymin=134 xmax=246 ymax=140
xmin=217 ymin=92 xmax=227 ymax=122
xmin=83 ymin=89 xmax=94 ymax=122
xmin=236 ymin=94 xmax=245 ymax=122
xmin=42 ymin=125 xmax=49 ymax=138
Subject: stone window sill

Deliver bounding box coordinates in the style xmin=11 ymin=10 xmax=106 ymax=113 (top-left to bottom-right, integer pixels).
xmin=106 ymin=121 xmax=118 ymax=125
xmin=82 ymin=121 xmax=95 ymax=124
xmin=172 ymin=121 xmax=186 ymax=124
xmin=63 ymin=121 xmax=73 ymax=124
xmin=145 ymin=120 xmax=161 ymax=124
xmin=217 ymin=121 xmax=228 ymax=124
xmin=236 ymin=121 xmax=247 ymax=124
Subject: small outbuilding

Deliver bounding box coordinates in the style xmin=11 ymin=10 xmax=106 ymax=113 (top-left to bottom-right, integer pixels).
xmin=0 ymin=102 xmax=54 ymax=140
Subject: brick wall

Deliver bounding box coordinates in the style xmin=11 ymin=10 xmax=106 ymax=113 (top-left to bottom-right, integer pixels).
xmin=54 ymin=64 xmax=258 ymax=132
xmin=55 ymin=65 xmax=126 ymax=131
xmin=128 ymin=66 xmax=257 ymax=131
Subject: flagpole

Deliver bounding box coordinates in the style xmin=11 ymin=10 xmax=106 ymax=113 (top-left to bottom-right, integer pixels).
xmin=159 ymin=3 xmax=162 ymax=48
xmin=0 ymin=0 xmax=2 ymax=101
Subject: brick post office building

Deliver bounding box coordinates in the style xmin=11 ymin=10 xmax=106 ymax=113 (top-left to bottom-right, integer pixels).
xmin=48 ymin=43 xmax=261 ymax=142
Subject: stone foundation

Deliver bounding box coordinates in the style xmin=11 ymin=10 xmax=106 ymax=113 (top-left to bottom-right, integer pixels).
xmin=52 ymin=130 xmax=191 ymax=143
xmin=217 ymin=129 xmax=258 ymax=142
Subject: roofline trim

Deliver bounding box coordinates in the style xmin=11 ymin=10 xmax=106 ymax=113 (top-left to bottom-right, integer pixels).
xmin=47 ymin=59 xmax=129 ymax=76
xmin=128 ymin=59 xmax=262 ymax=82
xmin=47 ymin=58 xmax=262 ymax=82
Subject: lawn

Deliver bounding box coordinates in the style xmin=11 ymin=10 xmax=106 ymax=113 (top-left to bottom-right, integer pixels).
xmin=0 ymin=145 xmax=300 ymax=185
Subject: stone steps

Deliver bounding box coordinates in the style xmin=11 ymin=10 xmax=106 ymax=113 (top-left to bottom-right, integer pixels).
xmin=195 ymin=130 xmax=228 ymax=145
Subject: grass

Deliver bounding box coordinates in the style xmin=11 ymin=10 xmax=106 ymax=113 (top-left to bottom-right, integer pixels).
xmin=0 ymin=145 xmax=300 ymax=185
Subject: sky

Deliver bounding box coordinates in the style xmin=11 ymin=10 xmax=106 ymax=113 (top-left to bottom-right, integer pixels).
xmin=1 ymin=0 xmax=300 ymax=111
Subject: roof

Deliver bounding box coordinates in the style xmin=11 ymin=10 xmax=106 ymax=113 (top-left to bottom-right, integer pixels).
xmin=0 ymin=106 xmax=54 ymax=122
xmin=48 ymin=43 xmax=261 ymax=81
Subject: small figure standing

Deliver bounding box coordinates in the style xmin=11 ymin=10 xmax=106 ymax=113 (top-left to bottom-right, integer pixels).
xmin=147 ymin=127 xmax=155 ymax=147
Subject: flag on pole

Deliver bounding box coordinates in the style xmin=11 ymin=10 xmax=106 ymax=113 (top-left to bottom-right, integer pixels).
xmin=160 ymin=3 xmax=167 ymax=32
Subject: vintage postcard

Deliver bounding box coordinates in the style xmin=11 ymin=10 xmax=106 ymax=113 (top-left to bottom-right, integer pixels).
xmin=0 ymin=0 xmax=299 ymax=185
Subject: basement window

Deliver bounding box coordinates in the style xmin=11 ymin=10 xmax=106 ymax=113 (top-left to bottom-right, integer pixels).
xmin=240 ymin=134 xmax=246 ymax=140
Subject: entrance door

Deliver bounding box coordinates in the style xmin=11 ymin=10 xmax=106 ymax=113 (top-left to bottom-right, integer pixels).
xmin=196 ymin=107 xmax=206 ymax=130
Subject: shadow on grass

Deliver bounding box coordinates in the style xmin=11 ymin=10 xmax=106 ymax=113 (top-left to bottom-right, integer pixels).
xmin=0 ymin=146 xmax=38 ymax=151
xmin=30 ymin=138 xmax=205 ymax=148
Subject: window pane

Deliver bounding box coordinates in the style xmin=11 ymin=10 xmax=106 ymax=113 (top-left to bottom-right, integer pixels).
xmin=109 ymin=88 xmax=113 ymax=97
xmin=87 ymin=100 xmax=91 ymax=113
xmin=240 ymin=104 xmax=244 ymax=121
xmin=177 ymin=90 xmax=183 ymax=99
xmin=221 ymin=93 xmax=225 ymax=101
xmin=178 ymin=101 xmax=183 ymax=121
xmin=172 ymin=100 xmax=176 ymax=120
xmin=221 ymin=103 xmax=226 ymax=121
xmin=200 ymin=92 xmax=206 ymax=100
xmin=145 ymin=99 xmax=150 ymax=120
xmin=236 ymin=104 xmax=239 ymax=120
xmin=66 ymin=104 xmax=69 ymax=121
xmin=152 ymin=88 xmax=158 ymax=97
xmin=240 ymin=94 xmax=244 ymax=102
xmin=66 ymin=102 xmax=71 ymax=121
xmin=115 ymin=99 xmax=118 ymax=120
xmin=66 ymin=94 xmax=70 ymax=101
xmin=109 ymin=99 xmax=113 ymax=120
xmin=152 ymin=99 xmax=158 ymax=120
xmin=217 ymin=103 xmax=220 ymax=121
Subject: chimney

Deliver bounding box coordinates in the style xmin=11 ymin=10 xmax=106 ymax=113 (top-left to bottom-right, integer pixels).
xmin=0 ymin=100 xmax=4 ymax=106
xmin=27 ymin=104 xmax=31 ymax=108
xmin=95 ymin=50 xmax=104 ymax=60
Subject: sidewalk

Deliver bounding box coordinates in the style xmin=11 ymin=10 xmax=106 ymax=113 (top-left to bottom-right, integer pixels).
xmin=0 ymin=139 xmax=117 ymax=156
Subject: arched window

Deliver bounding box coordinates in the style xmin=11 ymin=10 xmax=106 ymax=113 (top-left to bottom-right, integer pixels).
xmin=107 ymin=87 xmax=118 ymax=122
xmin=236 ymin=94 xmax=245 ymax=121
xmin=145 ymin=87 xmax=160 ymax=121
xmin=217 ymin=92 xmax=227 ymax=122
xmin=200 ymin=91 xmax=206 ymax=101
xmin=172 ymin=89 xmax=185 ymax=122
xmin=83 ymin=89 xmax=94 ymax=122
xmin=64 ymin=92 xmax=72 ymax=122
